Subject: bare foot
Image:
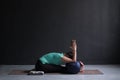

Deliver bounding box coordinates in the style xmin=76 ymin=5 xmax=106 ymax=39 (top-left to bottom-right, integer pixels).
xmin=80 ymin=61 xmax=84 ymax=72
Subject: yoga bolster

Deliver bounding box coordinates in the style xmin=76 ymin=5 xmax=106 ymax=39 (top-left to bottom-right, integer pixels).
xmin=66 ymin=61 xmax=80 ymax=74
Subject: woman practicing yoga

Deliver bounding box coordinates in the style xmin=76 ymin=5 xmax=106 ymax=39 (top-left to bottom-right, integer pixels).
xmin=30 ymin=40 xmax=84 ymax=74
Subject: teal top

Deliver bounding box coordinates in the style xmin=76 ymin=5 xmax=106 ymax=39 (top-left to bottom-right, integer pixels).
xmin=39 ymin=52 xmax=64 ymax=65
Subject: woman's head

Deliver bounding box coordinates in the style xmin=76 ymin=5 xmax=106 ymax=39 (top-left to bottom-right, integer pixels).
xmin=65 ymin=51 xmax=73 ymax=59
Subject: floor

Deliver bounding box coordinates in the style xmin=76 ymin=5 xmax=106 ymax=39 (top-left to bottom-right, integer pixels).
xmin=0 ymin=65 xmax=120 ymax=80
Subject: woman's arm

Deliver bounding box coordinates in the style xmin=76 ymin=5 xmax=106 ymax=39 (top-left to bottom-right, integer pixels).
xmin=62 ymin=40 xmax=77 ymax=63
xmin=71 ymin=40 xmax=77 ymax=62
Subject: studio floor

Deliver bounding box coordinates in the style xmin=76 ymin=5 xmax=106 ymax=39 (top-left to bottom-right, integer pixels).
xmin=0 ymin=65 xmax=120 ymax=80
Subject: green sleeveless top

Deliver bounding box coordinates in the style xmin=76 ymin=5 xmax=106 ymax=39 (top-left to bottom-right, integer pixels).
xmin=39 ymin=52 xmax=64 ymax=65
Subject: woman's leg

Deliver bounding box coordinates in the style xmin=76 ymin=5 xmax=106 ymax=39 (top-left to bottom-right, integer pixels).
xmin=41 ymin=64 xmax=66 ymax=73
xmin=35 ymin=60 xmax=66 ymax=73
xmin=35 ymin=60 xmax=43 ymax=71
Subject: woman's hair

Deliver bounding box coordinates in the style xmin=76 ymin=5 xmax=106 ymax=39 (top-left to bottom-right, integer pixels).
xmin=66 ymin=51 xmax=73 ymax=59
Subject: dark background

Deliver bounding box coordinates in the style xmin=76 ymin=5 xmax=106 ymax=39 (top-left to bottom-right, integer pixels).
xmin=1 ymin=0 xmax=120 ymax=64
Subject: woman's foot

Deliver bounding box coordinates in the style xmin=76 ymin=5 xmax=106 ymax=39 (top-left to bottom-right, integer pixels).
xmin=80 ymin=61 xmax=84 ymax=72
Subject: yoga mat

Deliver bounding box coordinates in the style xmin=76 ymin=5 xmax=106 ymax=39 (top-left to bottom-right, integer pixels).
xmin=8 ymin=69 xmax=103 ymax=75
xmin=79 ymin=69 xmax=103 ymax=75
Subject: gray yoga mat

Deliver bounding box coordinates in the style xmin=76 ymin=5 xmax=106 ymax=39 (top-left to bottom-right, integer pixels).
xmin=8 ymin=69 xmax=103 ymax=75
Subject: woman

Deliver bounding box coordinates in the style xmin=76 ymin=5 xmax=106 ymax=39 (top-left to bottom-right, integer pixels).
xmin=35 ymin=40 xmax=84 ymax=73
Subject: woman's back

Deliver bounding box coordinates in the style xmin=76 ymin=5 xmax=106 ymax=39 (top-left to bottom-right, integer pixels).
xmin=39 ymin=52 xmax=64 ymax=65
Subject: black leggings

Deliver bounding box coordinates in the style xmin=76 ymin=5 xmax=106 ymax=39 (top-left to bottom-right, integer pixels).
xmin=35 ymin=60 xmax=66 ymax=73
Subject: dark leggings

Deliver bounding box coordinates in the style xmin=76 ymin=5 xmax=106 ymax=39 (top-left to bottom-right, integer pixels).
xmin=35 ymin=60 xmax=66 ymax=73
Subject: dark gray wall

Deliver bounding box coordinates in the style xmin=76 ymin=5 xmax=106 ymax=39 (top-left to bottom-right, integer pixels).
xmin=1 ymin=0 xmax=120 ymax=64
